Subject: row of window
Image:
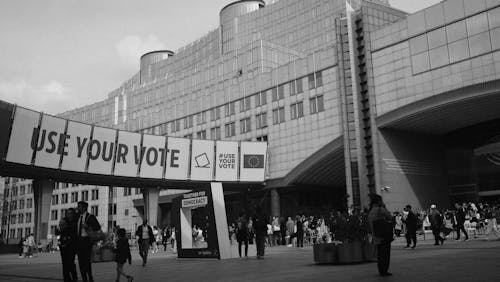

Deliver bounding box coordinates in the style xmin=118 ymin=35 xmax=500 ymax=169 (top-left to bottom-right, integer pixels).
xmin=8 ymin=198 xmax=33 ymax=211
xmin=8 ymin=212 xmax=32 ymax=224
xmin=51 ymin=189 xmax=99 ymax=205
xmin=150 ymin=70 xmax=325 ymax=135
xmin=123 ymin=187 xmax=143 ymax=196
xmin=3 ymin=184 xmax=33 ymax=197
xmin=6 ymin=227 xmax=31 ymax=239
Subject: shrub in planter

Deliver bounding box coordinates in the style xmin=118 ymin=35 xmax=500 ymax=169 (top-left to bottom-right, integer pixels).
xmin=334 ymin=212 xmax=369 ymax=264
xmin=313 ymin=243 xmax=338 ymax=264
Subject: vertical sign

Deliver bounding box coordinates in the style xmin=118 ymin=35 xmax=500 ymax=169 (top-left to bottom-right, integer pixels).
xmin=239 ymin=141 xmax=267 ymax=182
xmin=113 ymin=131 xmax=141 ymax=177
xmin=87 ymin=126 xmax=117 ymax=175
xmin=165 ymin=137 xmax=190 ymax=180
xmin=140 ymin=134 xmax=167 ymax=179
xmin=61 ymin=121 xmax=92 ymax=172
xmin=34 ymin=114 xmax=67 ymax=169
xmin=190 ymin=139 xmax=214 ymax=181
xmin=6 ymin=107 xmax=40 ymax=165
xmin=215 ymin=141 xmax=238 ymax=181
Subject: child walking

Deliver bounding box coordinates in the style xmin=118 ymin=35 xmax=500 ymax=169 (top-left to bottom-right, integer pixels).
xmin=114 ymin=228 xmax=133 ymax=282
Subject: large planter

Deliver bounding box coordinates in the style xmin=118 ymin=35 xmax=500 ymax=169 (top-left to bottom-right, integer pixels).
xmin=362 ymin=240 xmax=377 ymax=262
xmin=313 ymin=243 xmax=338 ymax=264
xmin=337 ymin=241 xmax=364 ymax=264
xmin=91 ymin=246 xmax=115 ymax=263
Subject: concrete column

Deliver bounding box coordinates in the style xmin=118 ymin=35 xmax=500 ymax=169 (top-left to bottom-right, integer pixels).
xmin=270 ymin=188 xmax=280 ymax=217
xmin=33 ymin=179 xmax=55 ymax=245
xmin=142 ymin=188 xmax=160 ymax=228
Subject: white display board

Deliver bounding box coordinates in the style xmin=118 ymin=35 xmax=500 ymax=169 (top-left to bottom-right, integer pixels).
xmin=60 ymin=121 xmax=92 ymax=172
xmin=87 ymin=126 xmax=117 ymax=175
xmin=34 ymin=114 xmax=67 ymax=169
xmin=140 ymin=134 xmax=167 ymax=179
xmin=113 ymin=130 xmax=141 ymax=177
xmin=190 ymin=139 xmax=214 ymax=181
xmin=6 ymin=107 xmax=40 ymax=165
xmin=239 ymin=141 xmax=267 ymax=182
xmin=215 ymin=141 xmax=238 ymax=181
xmin=164 ymin=137 xmax=190 ymax=180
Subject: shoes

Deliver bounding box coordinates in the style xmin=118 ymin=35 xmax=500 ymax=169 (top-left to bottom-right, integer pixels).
xmin=440 ymin=238 xmax=444 ymax=245
xmin=404 ymin=245 xmax=410 ymax=249
xmin=464 ymin=238 xmax=469 ymax=241
xmin=380 ymin=272 xmax=393 ymax=277
xmin=127 ymin=275 xmax=134 ymax=282
xmin=142 ymin=262 xmax=146 ymax=267
xmin=411 ymin=245 xmax=416 ymax=249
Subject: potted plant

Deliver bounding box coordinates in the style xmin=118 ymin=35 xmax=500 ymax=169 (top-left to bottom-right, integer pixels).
xmin=313 ymin=218 xmax=337 ymax=264
xmin=334 ymin=212 xmax=366 ymax=264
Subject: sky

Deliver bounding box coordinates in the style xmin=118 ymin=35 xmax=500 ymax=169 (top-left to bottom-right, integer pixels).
xmin=0 ymin=0 xmax=441 ymax=114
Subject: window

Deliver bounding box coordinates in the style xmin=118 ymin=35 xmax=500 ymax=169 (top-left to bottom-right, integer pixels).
xmin=17 ymin=228 xmax=23 ymax=238
xmin=278 ymin=85 xmax=285 ymax=100
xmin=225 ymin=102 xmax=236 ymax=116
xmin=210 ymin=107 xmax=221 ymax=121
xmin=91 ymin=189 xmax=99 ymax=200
xmin=171 ymin=119 xmax=181 ymax=133
xmin=291 ymin=102 xmax=304 ymax=119
xmin=9 ymin=229 xmax=15 ymax=239
xmin=50 ymin=226 xmax=57 ymax=236
xmin=256 ymin=113 xmax=268 ymax=129
xmin=20 ymin=185 xmax=25 ymax=195
xmin=197 ymin=111 xmax=207 ymax=125
xmin=19 ymin=199 xmax=25 ymax=210
xmin=316 ymin=71 xmax=323 ymax=87
xmin=51 ymin=195 xmax=58 ymax=205
xmin=27 ymin=184 xmax=32 ymax=194
xmin=196 ymin=130 xmax=207 ymax=139
xmin=11 ymin=201 xmax=17 ymax=210
xmin=224 ymin=122 xmax=236 ymax=137
xmin=239 ymin=97 xmax=251 ymax=112
xmin=183 ymin=116 xmax=193 ymax=129
xmin=18 ymin=214 xmax=24 ymax=224
xmin=135 ymin=188 xmax=141 ymax=195
xmin=256 ymin=135 xmax=268 ymax=142
xmin=61 ymin=209 xmax=67 ymax=218
xmin=125 ymin=209 xmax=129 ymax=216
xmin=91 ymin=206 xmax=99 ymax=217
xmin=27 ymin=198 xmax=33 ymax=208
xmin=239 ymin=117 xmax=251 ymax=133
xmin=308 ymin=74 xmax=316 ymax=89
xmin=50 ymin=210 xmax=58 ymax=221
xmin=210 ymin=126 xmax=221 ymax=140
xmin=25 ymin=227 xmax=31 ymax=237
xmin=124 ymin=188 xmax=132 ymax=196
xmin=296 ymin=78 xmax=303 ymax=93
xmin=255 ymin=91 xmax=267 ymax=107
xmin=26 ymin=213 xmax=32 ymax=223
xmin=71 ymin=192 xmax=78 ymax=203
xmin=272 ymin=107 xmax=285 ymax=124
xmin=12 ymin=187 xmax=18 ymax=196
xmin=81 ymin=191 xmax=89 ymax=202
xmin=310 ymin=95 xmax=325 ymax=114
xmin=10 ymin=214 xmax=17 ymax=224
xmin=271 ymin=87 xmax=278 ymax=101
xmin=289 ymin=81 xmax=296 ymax=95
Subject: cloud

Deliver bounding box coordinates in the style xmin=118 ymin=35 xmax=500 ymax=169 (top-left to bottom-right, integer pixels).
xmin=115 ymin=34 xmax=166 ymax=68
xmin=0 ymin=80 xmax=78 ymax=114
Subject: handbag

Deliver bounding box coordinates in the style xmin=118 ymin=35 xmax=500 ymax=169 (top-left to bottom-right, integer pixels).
xmin=84 ymin=214 xmax=105 ymax=243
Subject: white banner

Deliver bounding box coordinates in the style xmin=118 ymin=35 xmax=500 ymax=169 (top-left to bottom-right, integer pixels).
xmin=113 ymin=130 xmax=141 ymax=177
xmin=164 ymin=137 xmax=190 ymax=180
xmin=6 ymin=107 xmax=40 ymax=165
xmin=140 ymin=134 xmax=167 ymax=179
xmin=181 ymin=196 xmax=208 ymax=208
xmin=190 ymin=139 xmax=214 ymax=181
xmin=33 ymin=114 xmax=67 ymax=169
xmin=239 ymin=141 xmax=267 ymax=182
xmin=215 ymin=141 xmax=238 ymax=181
xmin=60 ymin=121 xmax=92 ymax=172
xmin=87 ymin=126 xmax=117 ymax=175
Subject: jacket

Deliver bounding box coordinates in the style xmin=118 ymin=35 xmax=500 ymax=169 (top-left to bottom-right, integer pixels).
xmin=136 ymin=224 xmax=154 ymax=244
xmin=115 ymin=237 xmax=132 ymax=264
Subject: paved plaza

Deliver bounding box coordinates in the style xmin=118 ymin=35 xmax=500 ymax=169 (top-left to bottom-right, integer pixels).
xmin=0 ymin=236 xmax=499 ymax=282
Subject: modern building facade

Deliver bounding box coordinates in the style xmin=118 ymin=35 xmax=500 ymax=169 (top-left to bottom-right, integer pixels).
xmin=3 ymin=0 xmax=500 ymax=242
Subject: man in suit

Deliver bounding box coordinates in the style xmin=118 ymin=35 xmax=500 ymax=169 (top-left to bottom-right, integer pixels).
xmin=135 ymin=219 xmax=154 ymax=266
xmin=429 ymin=205 xmax=444 ymax=246
xmin=403 ymin=205 xmax=417 ymax=249
xmin=76 ymin=201 xmax=101 ymax=282
xmin=455 ymin=203 xmax=469 ymax=241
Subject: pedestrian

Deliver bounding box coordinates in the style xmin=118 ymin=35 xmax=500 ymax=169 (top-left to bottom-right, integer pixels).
xmin=152 ymin=226 xmax=159 ymax=253
xmin=254 ymin=207 xmax=267 ymax=259
xmin=403 ymin=205 xmax=417 ymax=249
xmin=26 ymin=233 xmax=35 ymax=258
xmin=286 ymin=217 xmax=294 ymax=246
xmin=76 ymin=201 xmax=101 ymax=282
xmin=162 ymin=227 xmax=169 ymax=252
xmin=368 ymin=193 xmax=394 ymax=277
xmin=279 ymin=217 xmax=287 ymax=245
xmin=295 ymin=215 xmax=304 ymax=248
xmin=455 ymin=203 xmax=469 ymax=241
xmin=135 ymin=219 xmax=154 ymax=267
xmin=17 ymin=236 xmax=25 ymax=258
xmin=170 ymin=227 xmax=177 ymax=254
xmin=429 ymin=205 xmax=445 ymax=245
xmin=114 ymin=228 xmax=133 ymax=282
xmin=236 ymin=212 xmax=248 ymax=258
xmin=57 ymin=208 xmax=78 ymax=282
xmin=394 ymin=213 xmax=403 ymax=237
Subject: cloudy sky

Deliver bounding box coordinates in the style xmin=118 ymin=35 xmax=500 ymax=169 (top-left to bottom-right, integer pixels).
xmin=0 ymin=0 xmax=440 ymax=114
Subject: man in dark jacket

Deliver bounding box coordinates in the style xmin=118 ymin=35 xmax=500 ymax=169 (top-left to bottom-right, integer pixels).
xmin=135 ymin=219 xmax=154 ymax=266
xmin=254 ymin=207 xmax=268 ymax=259
xmin=403 ymin=205 xmax=417 ymax=249
xmin=429 ymin=205 xmax=444 ymax=246
xmin=76 ymin=201 xmax=101 ymax=282
xmin=455 ymin=203 xmax=469 ymax=241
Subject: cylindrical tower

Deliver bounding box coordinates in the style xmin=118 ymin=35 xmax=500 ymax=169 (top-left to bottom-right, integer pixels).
xmin=140 ymin=50 xmax=174 ymax=84
xmin=219 ymin=0 xmax=265 ymax=55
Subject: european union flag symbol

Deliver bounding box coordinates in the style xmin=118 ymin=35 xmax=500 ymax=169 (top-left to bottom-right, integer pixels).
xmin=243 ymin=154 xmax=264 ymax=168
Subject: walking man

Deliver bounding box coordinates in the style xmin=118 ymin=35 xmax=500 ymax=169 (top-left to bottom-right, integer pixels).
xmin=455 ymin=203 xmax=469 ymax=241
xmin=135 ymin=219 xmax=154 ymax=267
xmin=76 ymin=201 xmax=101 ymax=282
xmin=368 ymin=194 xmax=394 ymax=277
xmin=403 ymin=205 xmax=417 ymax=249
xmin=429 ymin=205 xmax=444 ymax=246
xmin=254 ymin=207 xmax=268 ymax=259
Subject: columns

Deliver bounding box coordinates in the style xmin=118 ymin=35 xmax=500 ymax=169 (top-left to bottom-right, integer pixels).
xmin=142 ymin=188 xmax=159 ymax=228
xmin=270 ymin=188 xmax=280 ymax=217
xmin=33 ymin=179 xmax=55 ymax=244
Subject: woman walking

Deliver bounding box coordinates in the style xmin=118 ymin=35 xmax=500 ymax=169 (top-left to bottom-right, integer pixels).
xmin=114 ymin=228 xmax=133 ymax=282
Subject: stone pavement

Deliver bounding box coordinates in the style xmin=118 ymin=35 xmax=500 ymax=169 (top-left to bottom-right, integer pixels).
xmin=0 ymin=236 xmax=499 ymax=282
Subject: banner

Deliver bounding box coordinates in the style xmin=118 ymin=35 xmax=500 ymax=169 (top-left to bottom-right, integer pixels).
xmin=164 ymin=137 xmax=190 ymax=180
xmin=113 ymin=130 xmax=141 ymax=177
xmin=60 ymin=121 xmax=92 ymax=172
xmin=140 ymin=134 xmax=167 ymax=179
xmin=190 ymin=139 xmax=214 ymax=181
xmin=6 ymin=107 xmax=40 ymax=165
xmin=239 ymin=141 xmax=267 ymax=182
xmin=33 ymin=114 xmax=67 ymax=169
xmin=87 ymin=126 xmax=117 ymax=175
xmin=215 ymin=141 xmax=238 ymax=181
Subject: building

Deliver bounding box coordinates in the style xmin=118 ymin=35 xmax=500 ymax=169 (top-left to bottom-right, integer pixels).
xmin=3 ymin=0 xmax=500 ymax=242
